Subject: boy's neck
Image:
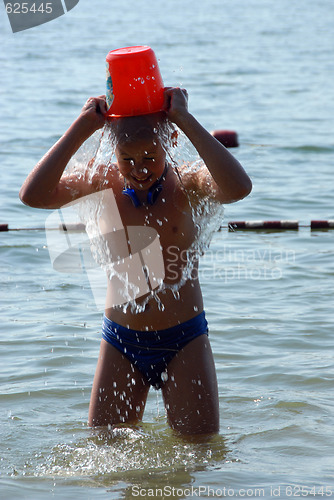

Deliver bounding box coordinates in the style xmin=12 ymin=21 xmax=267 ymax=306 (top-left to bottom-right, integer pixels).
xmin=123 ymin=164 xmax=168 ymax=207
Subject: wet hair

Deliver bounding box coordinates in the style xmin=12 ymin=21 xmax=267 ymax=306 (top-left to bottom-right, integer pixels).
xmin=114 ymin=112 xmax=176 ymax=152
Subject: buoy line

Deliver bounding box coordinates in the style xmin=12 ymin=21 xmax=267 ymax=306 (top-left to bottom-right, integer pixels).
xmin=2 ymin=221 xmax=334 ymax=233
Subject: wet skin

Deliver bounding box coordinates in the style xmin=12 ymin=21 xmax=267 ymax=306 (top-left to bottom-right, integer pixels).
xmin=19 ymin=89 xmax=251 ymax=435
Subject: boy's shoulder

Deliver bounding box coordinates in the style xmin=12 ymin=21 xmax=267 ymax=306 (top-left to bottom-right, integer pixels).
xmin=175 ymin=161 xmax=217 ymax=201
xmin=88 ymin=162 xmax=122 ymax=192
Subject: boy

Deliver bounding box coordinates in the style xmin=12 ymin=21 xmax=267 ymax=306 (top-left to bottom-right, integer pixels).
xmin=20 ymin=87 xmax=252 ymax=435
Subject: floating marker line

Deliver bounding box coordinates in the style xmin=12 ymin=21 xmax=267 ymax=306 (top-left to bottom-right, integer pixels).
xmin=227 ymin=220 xmax=299 ymax=230
xmin=2 ymin=221 xmax=334 ymax=233
xmin=0 ymin=223 xmax=86 ymax=232
xmin=310 ymin=220 xmax=334 ymax=229
xmin=225 ymin=220 xmax=334 ymax=231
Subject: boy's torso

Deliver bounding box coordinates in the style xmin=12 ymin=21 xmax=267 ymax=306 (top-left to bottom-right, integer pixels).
xmin=97 ymin=164 xmax=204 ymax=329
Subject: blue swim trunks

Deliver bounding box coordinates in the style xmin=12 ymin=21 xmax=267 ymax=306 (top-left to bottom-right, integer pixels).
xmin=102 ymin=312 xmax=208 ymax=389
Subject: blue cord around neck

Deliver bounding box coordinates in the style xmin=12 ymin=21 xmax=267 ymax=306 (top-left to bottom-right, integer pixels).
xmin=122 ymin=164 xmax=168 ymax=207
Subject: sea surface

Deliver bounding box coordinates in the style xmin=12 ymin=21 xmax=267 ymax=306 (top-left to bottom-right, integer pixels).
xmin=1 ymin=0 xmax=334 ymax=498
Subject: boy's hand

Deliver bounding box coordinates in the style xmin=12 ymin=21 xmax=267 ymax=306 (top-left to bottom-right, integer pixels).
xmin=80 ymin=95 xmax=108 ymax=132
xmin=164 ymin=87 xmax=190 ymax=126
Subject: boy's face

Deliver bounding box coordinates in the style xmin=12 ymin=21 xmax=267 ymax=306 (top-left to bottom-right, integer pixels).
xmin=114 ymin=114 xmax=167 ymax=191
xmin=116 ymin=136 xmax=166 ymax=190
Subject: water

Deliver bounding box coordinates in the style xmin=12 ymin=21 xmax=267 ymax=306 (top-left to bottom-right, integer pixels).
xmin=1 ymin=0 xmax=334 ymax=498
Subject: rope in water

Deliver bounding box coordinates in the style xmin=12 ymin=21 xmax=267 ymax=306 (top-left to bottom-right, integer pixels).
xmin=1 ymin=221 xmax=334 ymax=233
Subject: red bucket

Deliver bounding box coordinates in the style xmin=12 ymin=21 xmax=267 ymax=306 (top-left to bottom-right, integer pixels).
xmin=105 ymin=46 xmax=165 ymax=117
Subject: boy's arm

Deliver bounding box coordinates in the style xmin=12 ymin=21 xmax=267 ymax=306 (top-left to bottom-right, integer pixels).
xmin=19 ymin=96 xmax=107 ymax=209
xmin=165 ymin=88 xmax=252 ymax=204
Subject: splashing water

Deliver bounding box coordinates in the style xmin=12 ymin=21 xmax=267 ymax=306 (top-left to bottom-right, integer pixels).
xmin=156 ymin=122 xmax=225 ymax=302
xmin=65 ymin=120 xmax=224 ymax=314
xmin=66 ymin=125 xmax=116 ymax=181
xmin=30 ymin=425 xmax=227 ymax=480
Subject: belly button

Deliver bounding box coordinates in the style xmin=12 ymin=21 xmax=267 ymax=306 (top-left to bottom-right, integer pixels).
xmin=172 ymin=226 xmax=178 ymax=233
